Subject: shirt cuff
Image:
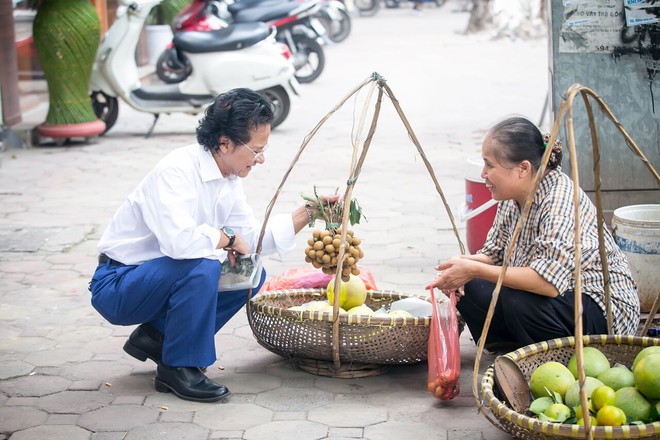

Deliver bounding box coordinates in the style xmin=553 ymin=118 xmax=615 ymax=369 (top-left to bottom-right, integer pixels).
xmin=267 ymin=214 xmax=296 ymax=257
xmin=198 ymin=224 xmax=222 ymax=251
xmin=530 ymin=258 xmax=572 ymax=294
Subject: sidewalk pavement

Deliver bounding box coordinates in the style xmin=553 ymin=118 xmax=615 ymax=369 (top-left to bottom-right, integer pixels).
xmin=0 ymin=3 xmax=549 ymax=439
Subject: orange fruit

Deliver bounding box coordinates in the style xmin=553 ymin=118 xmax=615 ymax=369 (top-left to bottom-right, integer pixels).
xmin=596 ymin=405 xmax=627 ymax=426
xmin=591 ymin=385 xmax=616 ymax=411
xmin=577 ymin=415 xmax=598 ymax=427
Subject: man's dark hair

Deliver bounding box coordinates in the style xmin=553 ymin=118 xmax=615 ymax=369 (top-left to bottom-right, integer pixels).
xmin=196 ymin=88 xmax=274 ymax=153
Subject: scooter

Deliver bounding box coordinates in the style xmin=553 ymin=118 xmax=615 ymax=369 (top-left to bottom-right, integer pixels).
xmin=157 ymin=0 xmax=327 ymax=84
xmin=90 ymin=0 xmax=300 ymax=136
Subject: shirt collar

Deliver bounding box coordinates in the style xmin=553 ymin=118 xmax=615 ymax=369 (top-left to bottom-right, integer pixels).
xmin=532 ymin=168 xmax=561 ymax=205
xmin=199 ymin=145 xmax=232 ymax=182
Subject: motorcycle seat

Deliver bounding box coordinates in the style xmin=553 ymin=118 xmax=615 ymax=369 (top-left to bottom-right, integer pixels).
xmin=132 ymin=85 xmax=214 ymax=106
xmin=228 ymin=0 xmax=288 ymax=16
xmin=233 ymin=2 xmax=300 ymax=24
xmin=173 ymin=22 xmax=271 ymax=54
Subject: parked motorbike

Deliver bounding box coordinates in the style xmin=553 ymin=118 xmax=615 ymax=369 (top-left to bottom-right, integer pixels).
xmin=230 ymin=0 xmax=326 ymax=83
xmin=316 ymin=0 xmax=351 ymax=43
xmin=90 ymin=0 xmax=299 ymax=135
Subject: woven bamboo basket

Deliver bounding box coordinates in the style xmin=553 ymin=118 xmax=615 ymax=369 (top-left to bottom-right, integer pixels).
xmin=249 ymin=288 xmax=445 ymax=366
xmin=481 ymin=335 xmax=660 ymax=439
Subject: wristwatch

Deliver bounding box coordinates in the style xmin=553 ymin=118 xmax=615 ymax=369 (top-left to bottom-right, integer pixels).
xmin=221 ymin=227 xmax=236 ymax=248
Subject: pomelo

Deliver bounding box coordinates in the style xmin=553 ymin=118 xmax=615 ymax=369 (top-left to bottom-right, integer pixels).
xmin=633 ymin=353 xmax=660 ymax=401
xmin=597 ymin=366 xmax=635 ymax=391
xmin=567 ymin=347 xmax=610 ymax=379
xmin=632 ymin=346 xmax=660 ymax=371
xmin=529 ymin=361 xmax=575 ymax=399
xmin=319 ymin=303 xmax=347 ymax=315
xmin=326 ymin=275 xmax=367 ymax=310
xmin=614 ymin=386 xmax=652 ymax=422
xmin=565 ymin=377 xmax=604 ymax=409
xmin=346 ymin=304 xmax=375 ymax=316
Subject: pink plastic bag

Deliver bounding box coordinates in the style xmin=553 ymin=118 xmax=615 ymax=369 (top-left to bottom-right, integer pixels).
xmin=427 ymin=287 xmax=461 ymax=400
xmin=260 ymin=266 xmax=378 ymax=292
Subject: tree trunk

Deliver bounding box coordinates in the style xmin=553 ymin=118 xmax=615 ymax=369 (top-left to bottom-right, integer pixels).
xmin=466 ymin=0 xmax=492 ymax=34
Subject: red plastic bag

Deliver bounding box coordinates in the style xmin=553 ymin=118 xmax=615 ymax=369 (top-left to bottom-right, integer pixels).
xmin=260 ymin=266 xmax=378 ymax=292
xmin=427 ymin=287 xmax=461 ymax=400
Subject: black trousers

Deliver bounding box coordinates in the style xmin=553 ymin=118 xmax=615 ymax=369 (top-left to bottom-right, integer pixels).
xmin=457 ymin=278 xmax=608 ymax=349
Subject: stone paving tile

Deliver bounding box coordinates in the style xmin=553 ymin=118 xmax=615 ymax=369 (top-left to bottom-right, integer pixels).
xmin=5 ymin=396 xmax=37 ymax=406
xmin=90 ymin=433 xmax=127 ymax=440
xmin=209 ymin=430 xmax=244 ymax=439
xmin=8 ymin=424 xmax=92 ymax=440
xmin=23 ymin=348 xmax=93 ymax=367
xmin=36 ymin=391 xmax=113 ymax=414
xmin=218 ymin=372 xmax=282 ymax=394
xmin=243 ymin=420 xmax=328 ymax=440
xmin=123 ymin=422 xmax=209 ymax=440
xmin=111 ymin=395 xmax=145 ymax=405
xmin=46 ymin=413 xmax=80 ymax=425
xmin=0 ymin=361 xmax=33 ymax=380
xmin=77 ymin=405 xmax=159 ymax=432
xmin=0 ymin=405 xmax=48 ymax=433
xmin=158 ymin=409 xmax=194 ymax=423
xmin=194 ymin=403 xmax=272 ymax=431
xmin=327 ymin=427 xmax=364 ymax=438
xmin=0 ymin=374 xmax=71 ymax=397
xmin=255 ymin=387 xmax=333 ymax=411
xmin=364 ymin=421 xmax=448 ymax=440
xmin=272 ymin=411 xmax=306 ymax=421
xmin=307 ymin=403 xmax=387 ymax=428
xmin=69 ymin=380 xmax=103 ymax=391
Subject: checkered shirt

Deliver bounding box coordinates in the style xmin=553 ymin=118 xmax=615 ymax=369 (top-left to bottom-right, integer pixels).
xmin=478 ymin=169 xmax=640 ymax=335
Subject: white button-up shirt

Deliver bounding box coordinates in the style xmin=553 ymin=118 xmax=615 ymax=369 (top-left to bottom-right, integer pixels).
xmin=98 ymin=144 xmax=295 ymax=265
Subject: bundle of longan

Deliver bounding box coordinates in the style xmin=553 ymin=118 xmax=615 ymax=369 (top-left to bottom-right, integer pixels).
xmin=304 ymin=228 xmax=364 ymax=281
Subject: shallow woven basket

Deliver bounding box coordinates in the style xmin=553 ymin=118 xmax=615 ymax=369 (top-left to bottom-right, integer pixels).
xmin=248 ymin=288 xmax=442 ymax=365
xmin=480 ymin=335 xmax=660 ymax=440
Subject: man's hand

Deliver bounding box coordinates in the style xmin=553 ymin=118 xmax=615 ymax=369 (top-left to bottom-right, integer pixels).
xmin=224 ymin=235 xmax=251 ymax=267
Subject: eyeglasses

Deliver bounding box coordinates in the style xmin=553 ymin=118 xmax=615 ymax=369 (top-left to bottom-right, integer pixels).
xmin=238 ymin=139 xmax=267 ymax=160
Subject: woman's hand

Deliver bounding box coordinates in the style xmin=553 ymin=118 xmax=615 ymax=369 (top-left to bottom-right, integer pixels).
xmin=426 ymin=255 xmax=476 ymax=295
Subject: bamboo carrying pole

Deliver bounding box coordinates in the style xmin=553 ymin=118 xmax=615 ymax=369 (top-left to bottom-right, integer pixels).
xmin=471 ymin=83 xmax=660 ymax=439
xmin=250 ymin=73 xmax=466 ymax=373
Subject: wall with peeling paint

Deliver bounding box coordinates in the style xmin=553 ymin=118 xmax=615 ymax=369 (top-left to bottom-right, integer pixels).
xmin=549 ymin=0 xmax=659 ymax=211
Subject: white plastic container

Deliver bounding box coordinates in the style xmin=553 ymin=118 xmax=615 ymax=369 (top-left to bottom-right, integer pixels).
xmin=612 ymin=204 xmax=660 ymax=312
xmin=390 ymin=297 xmax=433 ymax=317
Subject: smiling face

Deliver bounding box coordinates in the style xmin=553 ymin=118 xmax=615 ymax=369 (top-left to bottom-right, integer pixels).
xmin=481 ymin=135 xmax=533 ymax=205
xmin=214 ymin=124 xmax=270 ymax=178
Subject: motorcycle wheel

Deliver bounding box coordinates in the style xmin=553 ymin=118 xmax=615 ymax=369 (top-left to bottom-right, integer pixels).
xmin=291 ymin=34 xmax=325 ymax=84
xmin=90 ymin=91 xmax=119 ymax=135
xmin=353 ymin=0 xmax=379 ymax=16
xmin=259 ymin=86 xmax=290 ymax=130
xmin=318 ymin=8 xmax=351 ymax=43
xmin=156 ymin=47 xmax=192 ymax=84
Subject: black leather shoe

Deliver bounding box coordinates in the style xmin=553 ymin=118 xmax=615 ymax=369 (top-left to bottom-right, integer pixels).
xmin=123 ymin=324 xmax=163 ymax=364
xmin=155 ymin=365 xmax=231 ymax=402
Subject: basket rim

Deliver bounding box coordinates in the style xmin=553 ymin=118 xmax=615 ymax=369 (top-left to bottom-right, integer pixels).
xmin=249 ymin=288 xmax=435 ymax=327
xmin=480 ymin=334 xmax=660 ymax=438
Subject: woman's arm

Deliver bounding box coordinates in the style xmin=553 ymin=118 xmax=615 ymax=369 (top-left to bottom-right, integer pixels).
xmin=429 ymin=255 xmax=559 ymax=297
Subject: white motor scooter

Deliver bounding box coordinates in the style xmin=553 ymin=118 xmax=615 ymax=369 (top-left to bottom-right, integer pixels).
xmin=90 ymin=0 xmax=300 ymax=136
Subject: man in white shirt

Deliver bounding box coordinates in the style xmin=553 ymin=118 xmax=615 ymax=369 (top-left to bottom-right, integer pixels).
xmin=90 ymin=89 xmax=336 ymax=402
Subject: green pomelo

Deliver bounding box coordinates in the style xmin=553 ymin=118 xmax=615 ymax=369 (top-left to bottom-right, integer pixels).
xmin=597 ymin=366 xmax=635 ymax=391
xmin=529 ymin=361 xmax=575 ymax=399
xmin=633 ymin=354 xmax=660 ymax=401
xmin=565 ymin=377 xmax=604 ymax=409
xmin=567 ymin=347 xmax=610 ymax=379
xmin=632 ymin=346 xmax=660 ymax=371
xmin=614 ymin=386 xmax=652 ymax=423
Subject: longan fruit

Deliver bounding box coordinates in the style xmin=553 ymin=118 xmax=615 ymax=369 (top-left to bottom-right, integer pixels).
xmin=305 ymin=256 xmax=312 ymax=263
xmin=322 ymin=235 xmax=333 ymax=245
xmin=347 ymin=256 xmax=355 ymax=266
xmin=332 ymin=238 xmax=341 ymax=248
xmin=320 ymin=230 xmax=331 ymax=238
xmin=307 ymin=238 xmax=315 ymax=246
xmin=313 ymin=241 xmax=324 ymax=251
xmin=351 ymin=237 xmax=361 ymax=246
xmin=313 ymin=230 xmax=321 ymax=239
xmin=307 ymin=249 xmax=316 ymax=258
xmin=311 ymin=260 xmax=322 ymax=269
xmin=351 ymin=267 xmax=360 ymax=275
xmin=325 ymin=244 xmax=335 ymax=253
xmin=357 ymin=247 xmax=364 ymax=258
xmin=321 ymin=254 xmax=331 ymax=264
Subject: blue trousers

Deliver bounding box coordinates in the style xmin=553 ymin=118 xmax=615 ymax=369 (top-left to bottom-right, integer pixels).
xmin=89 ymin=256 xmax=266 ymax=367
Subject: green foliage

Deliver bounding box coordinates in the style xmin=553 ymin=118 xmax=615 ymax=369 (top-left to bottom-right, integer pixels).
xmin=148 ymin=0 xmax=192 ymax=26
